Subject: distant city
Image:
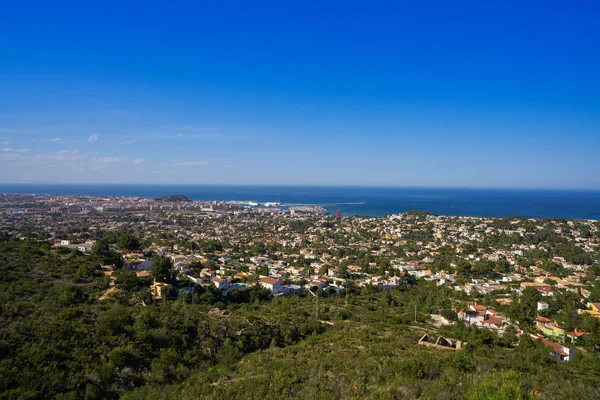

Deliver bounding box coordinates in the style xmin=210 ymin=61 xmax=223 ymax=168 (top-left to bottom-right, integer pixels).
xmin=1 ymin=184 xmax=600 ymax=220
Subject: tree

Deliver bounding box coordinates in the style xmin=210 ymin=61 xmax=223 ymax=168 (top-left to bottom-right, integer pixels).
xmin=466 ymin=370 xmax=527 ymax=400
xmin=455 ymin=259 xmax=472 ymax=276
xmin=188 ymin=261 xmax=204 ymax=275
xmin=338 ymin=263 xmax=348 ymax=279
xmin=519 ymin=286 xmax=542 ymax=325
xmin=441 ymin=308 xmax=458 ymax=321
xmin=118 ymin=232 xmax=141 ymax=252
xmin=151 ymin=256 xmax=174 ymax=283
xmin=256 ymin=265 xmax=268 ymax=276
xmin=251 ymin=242 xmax=267 ymax=255
xmin=92 ymin=239 xmax=123 ymax=268
xmin=554 ymin=291 xmax=582 ymax=335
xmin=496 ymin=258 xmax=511 ymax=273
xmin=199 ymin=240 xmax=223 ymax=253
xmin=113 ymin=269 xmax=141 ymax=291
xmin=472 ymin=260 xmax=495 ymax=277
xmin=540 ymin=260 xmax=566 ymax=277
xmin=216 ymin=338 xmax=241 ymax=367
xmin=164 ymin=284 xmax=179 ymax=299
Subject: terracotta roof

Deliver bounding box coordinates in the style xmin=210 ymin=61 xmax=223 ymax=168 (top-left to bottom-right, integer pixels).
xmin=259 ymin=277 xmax=279 ymax=285
xmin=483 ymin=316 xmax=503 ymax=326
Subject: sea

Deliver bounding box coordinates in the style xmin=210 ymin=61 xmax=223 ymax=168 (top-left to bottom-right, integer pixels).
xmin=1 ymin=184 xmax=599 ymax=220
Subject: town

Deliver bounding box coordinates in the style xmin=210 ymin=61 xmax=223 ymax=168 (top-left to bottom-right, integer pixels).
xmin=2 ymin=192 xmax=600 ymax=365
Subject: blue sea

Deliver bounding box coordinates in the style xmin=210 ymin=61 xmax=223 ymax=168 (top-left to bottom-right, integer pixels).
xmin=1 ymin=184 xmax=599 ymax=220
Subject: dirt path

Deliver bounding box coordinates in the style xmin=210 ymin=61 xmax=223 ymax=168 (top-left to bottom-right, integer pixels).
xmin=98 ymin=274 xmax=116 ymax=301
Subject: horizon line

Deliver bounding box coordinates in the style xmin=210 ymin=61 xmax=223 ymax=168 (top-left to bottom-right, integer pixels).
xmin=1 ymin=182 xmax=600 ymax=192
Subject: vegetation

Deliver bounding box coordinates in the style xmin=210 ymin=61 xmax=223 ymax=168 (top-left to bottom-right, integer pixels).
xmin=1 ymin=238 xmax=600 ymax=399
xmin=155 ymin=195 xmax=191 ymax=202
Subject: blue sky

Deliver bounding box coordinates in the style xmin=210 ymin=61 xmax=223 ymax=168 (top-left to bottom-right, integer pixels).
xmin=0 ymin=1 xmax=599 ymax=188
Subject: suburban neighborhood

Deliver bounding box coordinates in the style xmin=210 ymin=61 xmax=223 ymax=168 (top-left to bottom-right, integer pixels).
xmin=2 ymin=192 xmax=600 ymax=362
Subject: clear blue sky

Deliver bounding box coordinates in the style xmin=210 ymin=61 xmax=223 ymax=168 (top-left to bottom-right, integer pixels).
xmin=0 ymin=1 xmax=599 ymax=188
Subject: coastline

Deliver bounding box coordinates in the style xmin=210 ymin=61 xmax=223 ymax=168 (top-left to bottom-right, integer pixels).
xmin=1 ymin=184 xmax=600 ymax=220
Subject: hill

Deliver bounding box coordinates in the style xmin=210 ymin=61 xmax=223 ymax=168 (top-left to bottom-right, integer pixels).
xmin=1 ymin=239 xmax=600 ymax=399
xmin=155 ymin=194 xmax=191 ymax=202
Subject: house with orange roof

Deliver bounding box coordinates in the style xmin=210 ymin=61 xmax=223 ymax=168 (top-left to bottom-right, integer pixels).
xmin=258 ymin=277 xmax=283 ymax=294
xmin=529 ymin=334 xmax=577 ymax=362
xmin=480 ymin=315 xmax=506 ymax=331
xmin=212 ymin=276 xmax=231 ymax=290
xmin=536 ymin=316 xmax=587 ymax=342
xmin=459 ymin=304 xmax=502 ymax=327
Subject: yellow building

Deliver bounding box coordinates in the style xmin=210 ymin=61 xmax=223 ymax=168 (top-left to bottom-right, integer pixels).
xmin=151 ymin=280 xmax=169 ymax=298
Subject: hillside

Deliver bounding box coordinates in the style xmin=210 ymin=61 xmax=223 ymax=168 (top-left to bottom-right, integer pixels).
xmin=155 ymin=195 xmax=191 ymax=202
xmin=1 ymin=239 xmax=600 ymax=399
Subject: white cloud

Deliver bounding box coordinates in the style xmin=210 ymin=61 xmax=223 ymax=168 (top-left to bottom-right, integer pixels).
xmin=41 ymin=150 xmax=87 ymax=162
xmin=101 ymin=156 xmax=126 ymax=163
xmin=88 ymin=133 xmax=99 ymax=143
xmin=0 ymin=148 xmax=30 ymax=154
xmin=1 ymin=149 xmax=148 ymax=173
xmin=0 ymin=148 xmax=29 ymax=161
xmin=52 ymin=138 xmax=60 ymax=142
xmin=173 ymin=161 xmax=209 ymax=167
xmin=0 ymin=149 xmax=80 ymax=163
xmin=96 ymin=156 xmax=147 ymax=164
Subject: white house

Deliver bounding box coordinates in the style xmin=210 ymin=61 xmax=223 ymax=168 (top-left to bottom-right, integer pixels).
xmin=530 ymin=334 xmax=577 ymax=362
xmin=76 ymin=243 xmax=94 ymax=254
xmin=258 ymin=277 xmax=283 ymax=294
xmin=459 ymin=304 xmax=496 ymax=324
xmin=212 ymin=276 xmax=231 ymax=290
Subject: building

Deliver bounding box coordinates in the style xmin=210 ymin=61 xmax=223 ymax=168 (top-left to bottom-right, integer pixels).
xmin=418 ymin=334 xmax=465 ymax=350
xmin=258 ymin=277 xmax=283 ymax=294
xmin=335 ymin=210 xmax=341 ymax=218
xmin=200 ymin=268 xmax=217 ymax=278
xmin=459 ymin=304 xmax=498 ymax=325
xmin=529 ymin=334 xmax=577 ymax=362
xmin=151 ymin=280 xmax=169 ymax=298
xmin=582 ymin=303 xmax=600 ymax=319
xmin=212 ymin=276 xmax=231 ymax=290
xmin=76 ymin=243 xmax=94 ymax=254
xmin=535 ymin=316 xmax=586 ymax=342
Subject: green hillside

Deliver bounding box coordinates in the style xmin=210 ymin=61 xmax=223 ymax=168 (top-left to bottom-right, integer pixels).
xmin=1 ymin=239 xmax=599 ymax=399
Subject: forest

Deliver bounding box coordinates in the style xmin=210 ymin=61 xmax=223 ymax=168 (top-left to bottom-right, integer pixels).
xmin=1 ymin=237 xmax=600 ymax=399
